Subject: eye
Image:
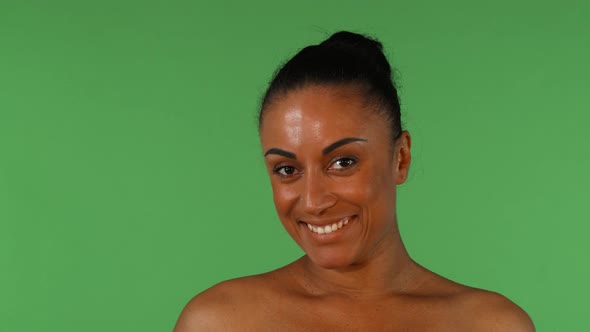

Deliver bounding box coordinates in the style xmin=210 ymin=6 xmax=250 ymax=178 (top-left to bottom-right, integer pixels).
xmin=330 ymin=157 xmax=357 ymax=170
xmin=273 ymin=165 xmax=298 ymax=177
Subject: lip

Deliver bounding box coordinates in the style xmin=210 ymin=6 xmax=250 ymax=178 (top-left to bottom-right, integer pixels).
xmin=299 ymin=215 xmax=356 ymax=243
xmin=300 ymin=216 xmax=352 ymax=227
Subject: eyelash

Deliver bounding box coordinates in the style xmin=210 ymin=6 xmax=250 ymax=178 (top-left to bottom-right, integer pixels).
xmin=272 ymin=157 xmax=358 ymax=178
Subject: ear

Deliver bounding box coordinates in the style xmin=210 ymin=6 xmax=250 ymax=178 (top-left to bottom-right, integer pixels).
xmin=395 ymin=131 xmax=412 ymax=185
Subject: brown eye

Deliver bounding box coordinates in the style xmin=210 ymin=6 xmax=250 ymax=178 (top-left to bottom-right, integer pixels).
xmin=274 ymin=165 xmax=297 ymax=177
xmin=330 ymin=157 xmax=357 ymax=170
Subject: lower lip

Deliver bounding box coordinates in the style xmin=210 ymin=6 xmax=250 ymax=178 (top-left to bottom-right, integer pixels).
xmin=301 ymin=216 xmax=356 ymax=243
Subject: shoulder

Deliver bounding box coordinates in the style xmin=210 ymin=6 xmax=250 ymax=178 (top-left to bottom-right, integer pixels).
xmin=172 ymin=279 xmax=242 ymax=332
xmin=172 ymin=273 xmax=281 ymax=332
xmin=412 ymin=267 xmax=534 ymax=331
xmin=453 ymin=289 xmax=535 ymax=332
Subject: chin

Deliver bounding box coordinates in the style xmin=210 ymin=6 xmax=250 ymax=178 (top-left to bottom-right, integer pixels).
xmin=306 ymin=250 xmax=357 ymax=270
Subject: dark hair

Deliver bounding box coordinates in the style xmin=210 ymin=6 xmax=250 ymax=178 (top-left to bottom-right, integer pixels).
xmin=258 ymin=31 xmax=402 ymax=142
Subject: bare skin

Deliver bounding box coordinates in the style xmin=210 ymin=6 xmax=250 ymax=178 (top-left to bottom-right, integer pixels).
xmin=174 ymin=85 xmax=535 ymax=331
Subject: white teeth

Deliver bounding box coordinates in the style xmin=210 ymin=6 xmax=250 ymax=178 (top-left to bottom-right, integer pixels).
xmin=305 ymin=217 xmax=353 ymax=235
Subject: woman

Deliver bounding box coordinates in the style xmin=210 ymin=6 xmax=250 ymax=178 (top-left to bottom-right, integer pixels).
xmin=174 ymin=31 xmax=534 ymax=331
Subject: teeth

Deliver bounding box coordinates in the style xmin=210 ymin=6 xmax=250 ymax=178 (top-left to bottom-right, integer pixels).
xmin=305 ymin=217 xmax=352 ymax=235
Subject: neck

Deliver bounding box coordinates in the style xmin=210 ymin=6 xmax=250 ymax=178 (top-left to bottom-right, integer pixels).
xmin=294 ymin=226 xmax=419 ymax=300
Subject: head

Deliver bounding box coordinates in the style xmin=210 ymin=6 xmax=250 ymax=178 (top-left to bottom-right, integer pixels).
xmin=258 ymin=31 xmax=411 ymax=269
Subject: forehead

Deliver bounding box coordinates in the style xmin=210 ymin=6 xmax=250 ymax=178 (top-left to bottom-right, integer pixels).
xmin=260 ymin=85 xmax=388 ymax=149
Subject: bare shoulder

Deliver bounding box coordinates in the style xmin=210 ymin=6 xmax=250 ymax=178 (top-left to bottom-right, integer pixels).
xmin=411 ymin=266 xmax=534 ymax=331
xmin=453 ymin=288 xmax=535 ymax=332
xmin=172 ymin=272 xmax=282 ymax=332
xmin=173 ymin=264 xmax=299 ymax=332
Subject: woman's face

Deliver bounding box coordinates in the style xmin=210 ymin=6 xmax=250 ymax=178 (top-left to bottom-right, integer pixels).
xmin=260 ymin=84 xmax=411 ymax=269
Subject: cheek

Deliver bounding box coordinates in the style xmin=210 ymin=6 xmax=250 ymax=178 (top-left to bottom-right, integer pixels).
xmin=367 ymin=179 xmax=397 ymax=221
xmin=338 ymin=171 xmax=383 ymax=201
xmin=270 ymin=181 xmax=299 ymax=218
xmin=342 ymin=167 xmax=396 ymax=216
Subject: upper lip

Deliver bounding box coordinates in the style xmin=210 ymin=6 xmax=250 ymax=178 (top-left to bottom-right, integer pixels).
xmin=299 ymin=216 xmax=353 ymax=226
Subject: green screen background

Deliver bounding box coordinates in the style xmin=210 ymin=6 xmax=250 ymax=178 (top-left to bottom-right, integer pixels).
xmin=1 ymin=1 xmax=588 ymax=331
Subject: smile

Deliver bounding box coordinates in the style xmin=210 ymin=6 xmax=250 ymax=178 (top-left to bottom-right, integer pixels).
xmin=304 ymin=216 xmax=351 ymax=235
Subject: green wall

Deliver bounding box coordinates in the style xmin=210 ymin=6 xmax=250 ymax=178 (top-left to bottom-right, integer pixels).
xmin=1 ymin=1 xmax=588 ymax=330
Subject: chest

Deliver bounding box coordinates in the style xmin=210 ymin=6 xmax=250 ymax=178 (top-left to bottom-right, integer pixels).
xmin=253 ymin=297 xmax=457 ymax=332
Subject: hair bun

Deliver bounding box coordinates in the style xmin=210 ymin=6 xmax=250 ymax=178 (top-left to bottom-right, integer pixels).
xmin=319 ymin=31 xmax=391 ymax=77
xmin=320 ymin=31 xmax=384 ymax=53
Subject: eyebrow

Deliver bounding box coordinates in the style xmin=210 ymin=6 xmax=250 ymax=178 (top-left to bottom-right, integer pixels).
xmin=264 ymin=148 xmax=296 ymax=159
xmin=264 ymin=137 xmax=367 ymax=159
xmin=322 ymin=137 xmax=367 ymax=155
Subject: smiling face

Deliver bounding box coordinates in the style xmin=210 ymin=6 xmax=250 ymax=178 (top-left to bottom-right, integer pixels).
xmin=260 ymin=84 xmax=411 ymax=269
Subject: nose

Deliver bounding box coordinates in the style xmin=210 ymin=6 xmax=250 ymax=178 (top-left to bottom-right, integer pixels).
xmin=300 ymin=169 xmax=337 ymax=216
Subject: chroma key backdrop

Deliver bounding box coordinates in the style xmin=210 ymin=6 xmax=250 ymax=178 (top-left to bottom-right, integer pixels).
xmin=1 ymin=1 xmax=588 ymax=331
